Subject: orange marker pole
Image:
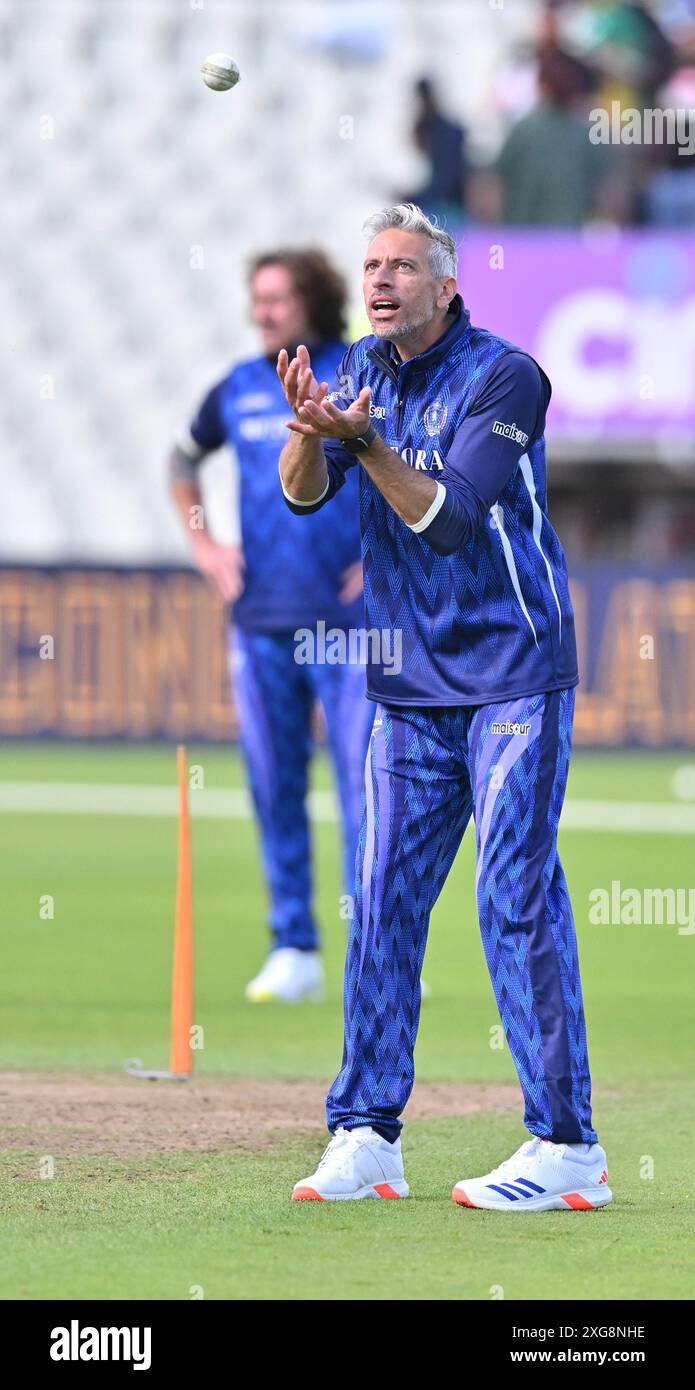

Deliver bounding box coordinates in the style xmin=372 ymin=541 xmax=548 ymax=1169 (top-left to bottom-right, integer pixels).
xmin=169 ymin=745 xmax=194 ymax=1077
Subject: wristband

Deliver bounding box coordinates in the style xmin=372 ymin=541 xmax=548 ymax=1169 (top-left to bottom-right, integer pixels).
xmin=340 ymin=422 xmax=377 ymax=454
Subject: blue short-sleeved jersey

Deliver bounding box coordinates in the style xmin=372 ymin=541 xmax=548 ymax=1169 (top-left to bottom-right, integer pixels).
xmin=185 ymin=342 xmax=363 ymax=631
xmin=283 ymin=297 xmax=578 ymax=706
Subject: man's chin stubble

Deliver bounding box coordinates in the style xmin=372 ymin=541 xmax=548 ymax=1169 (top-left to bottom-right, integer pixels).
xmin=370 ymin=318 xmax=421 ymax=342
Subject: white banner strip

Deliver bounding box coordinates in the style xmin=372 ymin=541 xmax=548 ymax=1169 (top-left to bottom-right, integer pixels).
xmin=0 ymin=783 xmax=694 ymax=833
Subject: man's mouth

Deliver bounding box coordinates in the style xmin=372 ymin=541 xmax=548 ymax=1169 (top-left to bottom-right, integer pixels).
xmin=370 ymin=297 xmax=400 ymax=317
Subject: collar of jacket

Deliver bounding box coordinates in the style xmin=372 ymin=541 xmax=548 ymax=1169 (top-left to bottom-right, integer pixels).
xmin=366 ymin=293 xmax=471 ymax=378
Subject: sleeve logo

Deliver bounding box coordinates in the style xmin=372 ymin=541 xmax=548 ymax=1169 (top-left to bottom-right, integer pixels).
xmin=492 ymin=420 xmax=529 ymax=446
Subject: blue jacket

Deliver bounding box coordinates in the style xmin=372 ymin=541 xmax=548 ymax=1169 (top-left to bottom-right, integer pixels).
xmin=283 ymin=297 xmax=578 ymax=706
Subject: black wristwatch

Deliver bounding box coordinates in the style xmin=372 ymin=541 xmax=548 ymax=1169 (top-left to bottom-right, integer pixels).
xmin=340 ymin=422 xmax=377 ymax=454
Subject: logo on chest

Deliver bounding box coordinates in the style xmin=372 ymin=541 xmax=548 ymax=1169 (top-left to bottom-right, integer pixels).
xmin=237 ymin=414 xmax=287 ymax=442
xmin=423 ymin=397 xmax=448 ymax=437
xmin=398 ymin=395 xmax=448 ymax=467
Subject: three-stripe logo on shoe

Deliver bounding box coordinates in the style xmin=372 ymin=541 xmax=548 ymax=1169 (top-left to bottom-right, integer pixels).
xmin=598 ymin=1169 xmax=608 ymax=1184
xmin=486 ymin=1178 xmax=545 ymax=1200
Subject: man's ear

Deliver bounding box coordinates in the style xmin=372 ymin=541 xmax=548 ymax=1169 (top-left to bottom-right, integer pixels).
xmin=437 ymin=276 xmax=457 ymax=309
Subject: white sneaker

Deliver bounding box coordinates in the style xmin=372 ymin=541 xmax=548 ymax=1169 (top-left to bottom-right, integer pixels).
xmin=453 ymin=1137 xmax=612 ymax=1211
xmin=292 ymin=1126 xmax=409 ymax=1201
xmin=245 ymin=948 xmax=324 ymax=1003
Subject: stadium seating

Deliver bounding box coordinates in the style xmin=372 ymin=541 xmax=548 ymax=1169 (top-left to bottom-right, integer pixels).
xmin=1 ymin=0 xmax=535 ymax=561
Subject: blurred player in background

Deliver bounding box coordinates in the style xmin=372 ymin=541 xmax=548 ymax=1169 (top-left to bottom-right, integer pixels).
xmin=169 ymin=250 xmax=374 ymax=1003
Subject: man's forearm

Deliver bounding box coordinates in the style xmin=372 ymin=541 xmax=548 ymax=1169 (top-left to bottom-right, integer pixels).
xmin=279 ymin=425 xmax=438 ymax=523
xmin=169 ymin=444 xmax=211 ymax=546
xmin=171 ymin=477 xmax=208 ymax=543
xmin=359 ymin=434 xmax=437 ymax=525
xmin=279 ymin=432 xmax=329 ymax=504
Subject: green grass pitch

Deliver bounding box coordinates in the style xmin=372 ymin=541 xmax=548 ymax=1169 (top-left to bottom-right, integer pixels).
xmin=1 ymin=742 xmax=694 ymax=1300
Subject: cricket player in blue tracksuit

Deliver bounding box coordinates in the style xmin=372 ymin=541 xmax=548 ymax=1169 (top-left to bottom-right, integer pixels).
xmin=278 ymin=205 xmax=611 ymax=1210
xmin=170 ymin=249 xmax=374 ymax=1004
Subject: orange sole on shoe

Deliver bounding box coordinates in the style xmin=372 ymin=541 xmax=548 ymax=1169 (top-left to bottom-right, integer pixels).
xmin=452 ymin=1186 xmax=475 ymax=1206
xmin=292 ymin=1182 xmax=405 ymax=1201
xmin=560 ymin=1191 xmax=594 ymax=1209
xmin=452 ymin=1184 xmax=611 ymax=1211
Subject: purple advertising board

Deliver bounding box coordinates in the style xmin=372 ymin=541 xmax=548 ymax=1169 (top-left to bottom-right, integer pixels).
xmin=458 ymin=231 xmax=695 ymax=451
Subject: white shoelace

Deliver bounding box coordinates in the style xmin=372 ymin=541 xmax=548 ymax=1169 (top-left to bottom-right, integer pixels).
xmin=317 ymin=1127 xmax=379 ymax=1176
xmin=495 ymin=1138 xmax=565 ymax=1175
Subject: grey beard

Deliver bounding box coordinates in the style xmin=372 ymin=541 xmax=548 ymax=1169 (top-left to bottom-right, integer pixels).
xmin=369 ymin=307 xmax=433 ymax=343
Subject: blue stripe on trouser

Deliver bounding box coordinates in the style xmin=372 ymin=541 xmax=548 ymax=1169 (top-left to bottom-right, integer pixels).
xmin=327 ymin=706 xmax=473 ymax=1140
xmin=231 ymin=628 xmax=372 ymax=951
xmin=474 ymin=689 xmax=595 ymax=1142
xmin=326 ymin=690 xmax=597 ymax=1144
xmin=521 ymin=690 xmax=584 ymax=1140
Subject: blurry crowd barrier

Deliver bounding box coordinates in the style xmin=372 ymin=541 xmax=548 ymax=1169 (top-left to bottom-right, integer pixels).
xmin=1 ymin=565 xmax=694 ymax=748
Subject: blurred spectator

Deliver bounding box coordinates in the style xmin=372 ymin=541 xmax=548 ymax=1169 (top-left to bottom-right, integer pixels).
xmin=642 ymin=62 xmax=695 ymax=225
xmin=496 ymin=47 xmax=604 ymax=225
xmin=578 ymin=0 xmax=675 ymax=109
xmin=402 ymin=77 xmax=467 ymax=224
xmin=551 ymin=0 xmax=678 ymax=222
xmin=644 ymin=113 xmax=695 ymax=224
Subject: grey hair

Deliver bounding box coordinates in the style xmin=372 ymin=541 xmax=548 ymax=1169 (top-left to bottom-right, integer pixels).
xmin=363 ymin=203 xmax=458 ymax=279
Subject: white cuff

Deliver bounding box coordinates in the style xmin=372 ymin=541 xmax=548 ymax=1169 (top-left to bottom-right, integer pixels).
xmin=408 ymin=481 xmax=447 ymax=533
xmin=175 ymin=428 xmax=207 ymax=461
xmin=279 ymin=461 xmax=329 ymax=507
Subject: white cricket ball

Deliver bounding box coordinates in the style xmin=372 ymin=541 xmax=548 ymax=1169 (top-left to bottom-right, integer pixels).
xmin=200 ymin=53 xmax=240 ymax=92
